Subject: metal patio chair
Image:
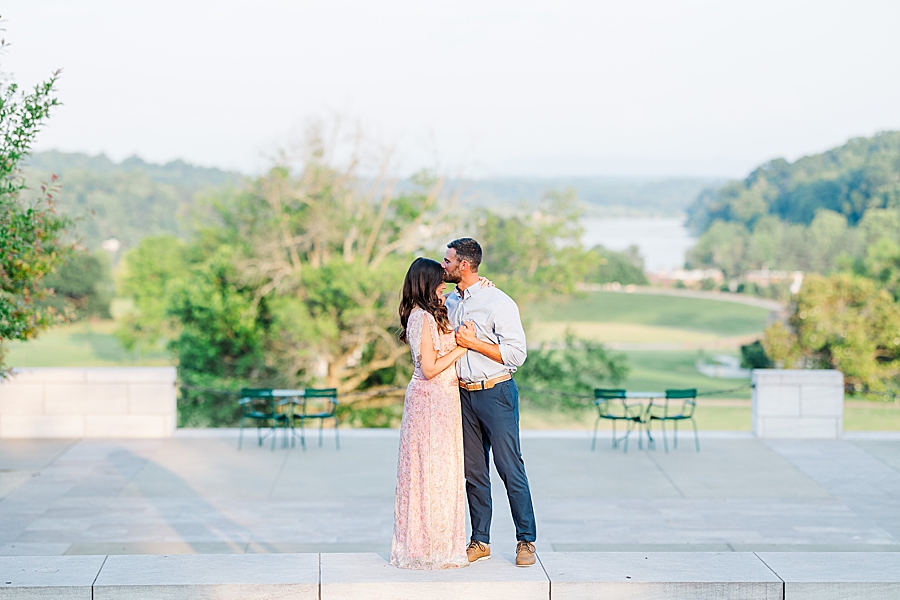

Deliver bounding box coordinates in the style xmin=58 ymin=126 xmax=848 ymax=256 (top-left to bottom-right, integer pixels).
xmin=646 ymin=388 xmax=700 ymax=452
xmin=238 ymin=388 xmax=292 ymax=451
xmin=290 ymin=387 xmax=340 ymax=450
xmin=592 ymin=388 xmax=645 ymax=452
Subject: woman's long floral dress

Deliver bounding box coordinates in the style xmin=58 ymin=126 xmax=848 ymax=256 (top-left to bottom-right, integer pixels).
xmin=390 ymin=308 xmax=468 ymax=569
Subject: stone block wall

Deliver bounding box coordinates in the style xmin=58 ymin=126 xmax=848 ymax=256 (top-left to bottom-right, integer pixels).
xmin=752 ymin=369 xmax=843 ymax=439
xmin=0 ymin=367 xmax=176 ymax=438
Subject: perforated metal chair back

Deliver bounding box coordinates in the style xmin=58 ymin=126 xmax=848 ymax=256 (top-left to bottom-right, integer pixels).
xmin=292 ymin=387 xmax=340 ymax=450
xmin=237 ymin=388 xmax=289 ymax=451
xmin=592 ymin=388 xmax=643 ymax=452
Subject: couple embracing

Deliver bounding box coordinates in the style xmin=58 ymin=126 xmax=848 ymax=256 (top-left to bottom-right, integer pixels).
xmin=390 ymin=238 xmax=537 ymax=570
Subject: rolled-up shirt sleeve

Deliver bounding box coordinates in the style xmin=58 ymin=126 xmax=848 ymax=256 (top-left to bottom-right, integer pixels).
xmin=494 ymin=299 xmax=528 ymax=368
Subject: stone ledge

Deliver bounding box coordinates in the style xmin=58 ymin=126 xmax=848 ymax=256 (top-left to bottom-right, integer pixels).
xmin=757 ymin=552 xmax=900 ymax=600
xmin=93 ymin=554 xmax=318 ymax=600
xmin=3 ymin=552 xmax=900 ymax=599
xmin=0 ymin=555 xmax=106 ymax=600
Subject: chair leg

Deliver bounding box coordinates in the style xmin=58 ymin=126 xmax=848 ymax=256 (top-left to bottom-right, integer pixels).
xmin=622 ymin=421 xmax=629 ymax=454
xmin=592 ymin=417 xmax=599 ymax=451
xmin=661 ymin=420 xmax=669 ymax=453
xmin=319 ymin=419 xmax=324 ymax=447
xmin=334 ymin=417 xmax=340 ymax=450
xmin=238 ymin=418 xmax=245 ymax=450
xmin=637 ymin=420 xmax=643 ymax=451
xmin=300 ymin=420 xmax=306 ymax=451
xmin=692 ymin=418 xmax=700 ymax=452
xmin=612 ymin=420 xmax=617 ymax=449
xmin=674 ymin=420 xmax=679 ymax=450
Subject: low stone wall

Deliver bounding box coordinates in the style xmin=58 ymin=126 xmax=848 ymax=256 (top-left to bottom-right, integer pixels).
xmin=2 ymin=552 xmax=898 ymax=599
xmin=752 ymin=369 xmax=844 ymax=439
xmin=0 ymin=367 xmax=176 ymax=438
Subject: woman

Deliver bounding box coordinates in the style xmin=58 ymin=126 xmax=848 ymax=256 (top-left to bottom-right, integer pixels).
xmin=390 ymin=257 xmax=469 ymax=569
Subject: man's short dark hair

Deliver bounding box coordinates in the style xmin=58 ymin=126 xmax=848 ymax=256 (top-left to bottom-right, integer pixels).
xmin=447 ymin=238 xmax=482 ymax=272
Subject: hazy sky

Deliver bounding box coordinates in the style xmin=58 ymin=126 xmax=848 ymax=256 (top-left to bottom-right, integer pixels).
xmin=4 ymin=1 xmax=900 ymax=177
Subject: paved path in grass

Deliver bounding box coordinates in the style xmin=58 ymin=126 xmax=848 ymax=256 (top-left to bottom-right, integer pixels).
xmin=1 ymin=430 xmax=898 ymax=557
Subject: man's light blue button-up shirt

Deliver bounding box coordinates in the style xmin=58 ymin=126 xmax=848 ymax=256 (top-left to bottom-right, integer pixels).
xmin=445 ymin=281 xmax=528 ymax=383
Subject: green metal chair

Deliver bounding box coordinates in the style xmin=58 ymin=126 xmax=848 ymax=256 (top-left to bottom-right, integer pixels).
xmin=290 ymin=388 xmax=340 ymax=450
xmin=238 ymin=388 xmax=292 ymax=451
xmin=592 ymin=388 xmax=644 ymax=452
xmin=646 ymin=388 xmax=699 ymax=453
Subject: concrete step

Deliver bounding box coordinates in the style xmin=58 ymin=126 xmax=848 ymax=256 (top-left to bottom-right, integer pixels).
xmin=2 ymin=551 xmax=899 ymax=599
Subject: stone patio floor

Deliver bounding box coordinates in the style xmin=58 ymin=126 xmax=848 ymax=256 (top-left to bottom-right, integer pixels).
xmin=1 ymin=429 xmax=899 ymax=556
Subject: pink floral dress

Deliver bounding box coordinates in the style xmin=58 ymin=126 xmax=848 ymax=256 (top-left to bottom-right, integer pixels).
xmin=390 ymin=308 xmax=468 ymax=569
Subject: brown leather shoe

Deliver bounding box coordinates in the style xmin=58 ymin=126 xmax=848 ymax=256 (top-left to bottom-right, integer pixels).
xmin=516 ymin=541 xmax=536 ymax=566
xmin=466 ymin=540 xmax=490 ymax=563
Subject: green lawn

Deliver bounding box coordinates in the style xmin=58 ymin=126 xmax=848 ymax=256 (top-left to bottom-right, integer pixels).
xmin=521 ymin=403 xmax=900 ymax=431
xmin=621 ymin=351 xmax=751 ymax=399
xmin=4 ymin=320 xmax=171 ymax=367
xmin=527 ymin=291 xmax=771 ymax=337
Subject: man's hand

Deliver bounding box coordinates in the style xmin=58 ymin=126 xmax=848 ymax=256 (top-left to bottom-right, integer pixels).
xmin=455 ymin=321 xmax=479 ymax=349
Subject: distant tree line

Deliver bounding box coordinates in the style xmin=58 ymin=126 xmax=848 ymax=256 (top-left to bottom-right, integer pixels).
xmin=689 ymin=131 xmax=900 ymax=393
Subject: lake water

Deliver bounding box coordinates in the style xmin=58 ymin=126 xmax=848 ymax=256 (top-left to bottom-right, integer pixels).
xmin=581 ymin=217 xmax=696 ymax=272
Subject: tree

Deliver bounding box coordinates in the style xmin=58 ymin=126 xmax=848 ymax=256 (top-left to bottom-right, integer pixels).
xmin=39 ymin=250 xmax=113 ymax=319
xmin=584 ymin=244 xmax=648 ymax=286
xmin=120 ymin=122 xmax=459 ymax=407
xmin=0 ymin=38 xmax=69 ymax=372
xmin=475 ymin=189 xmax=596 ymax=300
xmin=516 ymin=333 xmax=629 ymax=412
xmin=762 ymin=273 xmax=900 ymax=392
xmin=687 ymin=131 xmax=900 ymax=233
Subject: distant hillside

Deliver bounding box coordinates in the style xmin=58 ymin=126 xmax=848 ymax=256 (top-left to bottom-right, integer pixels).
xmin=21 ymin=151 xmax=716 ymax=256
xmin=23 ymin=151 xmax=244 ymax=253
xmin=687 ymin=131 xmax=900 ymax=233
xmin=27 ymin=151 xmax=240 ymax=189
xmin=451 ymin=176 xmax=723 ymax=216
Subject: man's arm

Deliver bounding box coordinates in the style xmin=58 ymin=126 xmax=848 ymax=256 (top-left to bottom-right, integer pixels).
xmin=455 ymin=297 xmax=527 ymax=368
xmin=456 ymin=322 xmax=504 ymax=363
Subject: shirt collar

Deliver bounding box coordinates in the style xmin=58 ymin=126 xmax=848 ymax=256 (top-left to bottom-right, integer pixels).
xmin=455 ymin=280 xmax=484 ymax=300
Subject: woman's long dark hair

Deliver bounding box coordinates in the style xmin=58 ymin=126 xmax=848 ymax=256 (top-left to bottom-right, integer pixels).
xmin=399 ymin=257 xmax=453 ymax=344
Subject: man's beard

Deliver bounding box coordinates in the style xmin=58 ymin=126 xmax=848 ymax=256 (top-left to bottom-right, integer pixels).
xmin=443 ymin=267 xmax=462 ymax=284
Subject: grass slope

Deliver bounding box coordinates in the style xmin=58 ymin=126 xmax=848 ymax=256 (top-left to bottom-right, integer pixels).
xmin=527 ymin=291 xmax=771 ymax=337
xmin=4 ymin=321 xmax=170 ymax=367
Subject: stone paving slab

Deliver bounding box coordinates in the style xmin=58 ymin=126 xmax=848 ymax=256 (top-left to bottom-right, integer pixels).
xmin=540 ymin=552 xmax=782 ymax=599
xmin=1 ymin=435 xmax=899 ymax=555
xmin=0 ymin=555 xmax=105 ymax=599
xmin=92 ymin=553 xmax=318 ymax=599
xmin=757 ymin=552 xmax=900 ymax=599
xmin=320 ymin=552 xmax=549 ymax=600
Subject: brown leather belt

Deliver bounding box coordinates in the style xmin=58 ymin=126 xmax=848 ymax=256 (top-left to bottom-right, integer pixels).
xmin=459 ymin=373 xmax=512 ymax=392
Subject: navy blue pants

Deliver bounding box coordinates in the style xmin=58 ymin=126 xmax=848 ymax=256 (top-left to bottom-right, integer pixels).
xmin=460 ymin=379 xmax=536 ymax=543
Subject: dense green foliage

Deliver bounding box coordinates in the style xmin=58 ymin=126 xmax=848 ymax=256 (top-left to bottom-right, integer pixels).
xmin=688 ymin=132 xmax=900 ymax=232
xmin=763 ymin=273 xmax=900 ymax=393
xmin=476 ymin=190 xmax=596 ymax=299
xmin=115 ymin=128 xmax=624 ymax=426
xmin=0 ymin=45 xmax=71 ymax=372
xmin=39 ymin=250 xmax=113 ymax=319
xmin=516 ymin=333 xmax=629 ymax=412
xmin=687 ymin=132 xmax=900 ymax=278
xmin=584 ymin=244 xmax=648 ymax=285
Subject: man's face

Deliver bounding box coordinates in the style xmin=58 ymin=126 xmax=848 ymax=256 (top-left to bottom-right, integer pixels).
xmin=442 ymin=248 xmax=463 ymax=284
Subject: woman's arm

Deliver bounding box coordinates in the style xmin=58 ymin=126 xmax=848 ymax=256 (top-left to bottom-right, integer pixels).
xmin=419 ymin=318 xmax=466 ymax=380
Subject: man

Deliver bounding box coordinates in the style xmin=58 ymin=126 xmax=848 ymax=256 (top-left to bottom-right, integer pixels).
xmin=442 ymin=237 xmax=537 ymax=567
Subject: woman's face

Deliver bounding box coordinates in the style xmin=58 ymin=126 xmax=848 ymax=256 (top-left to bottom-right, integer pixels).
xmin=435 ymin=281 xmax=447 ymax=302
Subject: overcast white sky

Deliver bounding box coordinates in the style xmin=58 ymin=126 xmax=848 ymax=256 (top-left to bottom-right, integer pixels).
xmin=3 ymin=0 xmax=900 ymax=178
